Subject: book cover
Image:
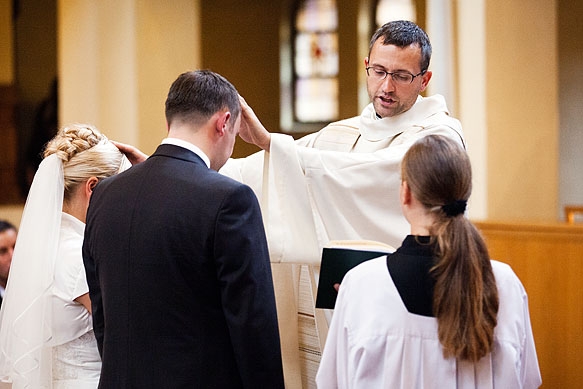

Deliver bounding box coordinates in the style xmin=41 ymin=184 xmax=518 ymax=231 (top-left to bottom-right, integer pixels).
xmin=315 ymin=245 xmax=392 ymax=309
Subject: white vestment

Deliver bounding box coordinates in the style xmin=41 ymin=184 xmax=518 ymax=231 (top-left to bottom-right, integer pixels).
xmin=220 ymin=94 xmax=465 ymax=388
xmin=316 ymin=257 xmax=542 ymax=389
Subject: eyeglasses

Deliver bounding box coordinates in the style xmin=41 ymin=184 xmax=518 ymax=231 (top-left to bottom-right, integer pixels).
xmin=365 ymin=67 xmax=426 ymax=84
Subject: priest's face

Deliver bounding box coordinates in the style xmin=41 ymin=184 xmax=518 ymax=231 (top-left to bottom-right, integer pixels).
xmin=365 ymin=41 xmax=432 ymax=118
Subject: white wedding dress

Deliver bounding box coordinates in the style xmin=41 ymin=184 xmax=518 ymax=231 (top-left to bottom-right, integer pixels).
xmin=50 ymin=213 xmax=101 ymax=388
xmin=0 ymin=156 xmax=101 ymax=388
xmin=52 ymin=331 xmax=100 ymax=388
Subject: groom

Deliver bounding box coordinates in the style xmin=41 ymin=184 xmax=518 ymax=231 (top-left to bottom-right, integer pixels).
xmin=83 ymin=70 xmax=284 ymax=388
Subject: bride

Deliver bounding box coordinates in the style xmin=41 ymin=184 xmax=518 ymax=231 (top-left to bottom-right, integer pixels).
xmin=0 ymin=124 xmax=129 ymax=388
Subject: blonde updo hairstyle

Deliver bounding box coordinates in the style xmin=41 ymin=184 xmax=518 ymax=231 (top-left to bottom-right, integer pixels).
xmin=43 ymin=124 xmax=126 ymax=203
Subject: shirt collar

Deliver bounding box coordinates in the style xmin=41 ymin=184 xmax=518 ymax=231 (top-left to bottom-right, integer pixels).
xmin=162 ymin=138 xmax=210 ymax=168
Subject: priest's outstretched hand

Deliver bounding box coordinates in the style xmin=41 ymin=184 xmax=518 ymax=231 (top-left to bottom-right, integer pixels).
xmin=238 ymin=95 xmax=271 ymax=152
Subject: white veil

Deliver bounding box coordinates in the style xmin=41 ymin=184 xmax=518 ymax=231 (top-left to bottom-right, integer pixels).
xmin=0 ymin=154 xmax=64 ymax=388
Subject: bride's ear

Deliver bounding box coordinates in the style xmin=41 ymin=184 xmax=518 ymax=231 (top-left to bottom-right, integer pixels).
xmin=85 ymin=177 xmax=99 ymax=197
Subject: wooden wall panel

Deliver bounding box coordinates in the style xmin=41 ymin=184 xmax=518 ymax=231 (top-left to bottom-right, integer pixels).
xmin=0 ymin=84 xmax=22 ymax=204
xmin=473 ymin=221 xmax=583 ymax=388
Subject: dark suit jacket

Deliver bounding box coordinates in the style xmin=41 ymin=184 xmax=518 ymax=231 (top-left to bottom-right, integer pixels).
xmin=83 ymin=144 xmax=284 ymax=388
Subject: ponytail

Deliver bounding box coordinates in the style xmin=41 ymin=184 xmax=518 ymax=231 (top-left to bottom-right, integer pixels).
xmin=431 ymin=215 xmax=498 ymax=362
xmin=402 ymin=135 xmax=499 ymax=362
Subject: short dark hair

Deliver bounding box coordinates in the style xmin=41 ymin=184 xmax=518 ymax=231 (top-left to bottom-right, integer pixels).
xmin=369 ymin=20 xmax=432 ymax=72
xmin=0 ymin=220 xmax=16 ymax=234
xmin=165 ymin=70 xmax=240 ymax=127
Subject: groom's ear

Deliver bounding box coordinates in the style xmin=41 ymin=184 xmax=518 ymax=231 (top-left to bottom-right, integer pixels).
xmin=215 ymin=110 xmax=232 ymax=137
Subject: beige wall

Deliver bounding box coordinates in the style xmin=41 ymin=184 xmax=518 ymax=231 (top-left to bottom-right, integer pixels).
xmin=135 ymin=0 xmax=201 ymax=155
xmin=2 ymin=0 xmax=580 ymax=224
xmin=558 ymin=1 xmax=583 ymax=217
xmin=457 ymin=0 xmax=488 ymax=220
xmin=485 ymin=0 xmax=558 ymax=221
xmin=58 ymin=0 xmax=200 ymax=156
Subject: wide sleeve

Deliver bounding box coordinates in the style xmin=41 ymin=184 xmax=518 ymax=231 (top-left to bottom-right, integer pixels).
xmin=265 ymin=133 xmax=411 ymax=261
xmin=222 ymin=115 xmax=465 ymax=266
xmin=214 ymin=183 xmax=285 ymax=388
xmin=220 ymin=136 xmax=324 ymax=264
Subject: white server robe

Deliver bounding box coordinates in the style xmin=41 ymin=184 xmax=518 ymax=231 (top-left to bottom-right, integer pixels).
xmin=316 ymin=257 xmax=542 ymax=389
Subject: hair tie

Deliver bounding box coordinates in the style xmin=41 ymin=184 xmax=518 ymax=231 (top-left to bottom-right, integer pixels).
xmin=441 ymin=200 xmax=467 ymax=217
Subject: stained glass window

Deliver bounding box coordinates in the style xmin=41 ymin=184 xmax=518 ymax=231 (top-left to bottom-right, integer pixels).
xmin=293 ymin=0 xmax=338 ymax=123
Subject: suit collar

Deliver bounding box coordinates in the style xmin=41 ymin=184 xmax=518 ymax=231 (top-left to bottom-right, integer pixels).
xmin=151 ymin=144 xmax=208 ymax=168
xmin=161 ymin=138 xmax=210 ymax=168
